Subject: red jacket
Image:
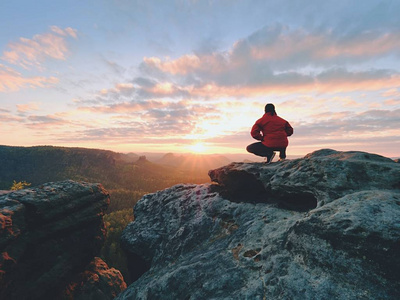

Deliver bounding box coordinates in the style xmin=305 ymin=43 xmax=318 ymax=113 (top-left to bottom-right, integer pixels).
xmin=251 ymin=113 xmax=293 ymax=148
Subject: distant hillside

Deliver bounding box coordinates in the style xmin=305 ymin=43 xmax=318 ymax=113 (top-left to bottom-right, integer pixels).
xmin=0 ymin=145 xmax=221 ymax=214
xmin=120 ymin=152 xmax=140 ymax=163
xmin=0 ymin=145 xmax=230 ymax=286
xmin=157 ymin=153 xmax=231 ymax=171
xmin=0 ymin=145 xmax=211 ymax=191
xmin=0 ymin=145 xmax=120 ymax=189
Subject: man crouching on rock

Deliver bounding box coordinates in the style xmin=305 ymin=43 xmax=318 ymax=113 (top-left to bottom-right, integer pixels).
xmin=246 ymin=103 xmax=293 ymax=164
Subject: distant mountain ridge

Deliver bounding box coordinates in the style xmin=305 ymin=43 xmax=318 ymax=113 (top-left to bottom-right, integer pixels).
xmin=156 ymin=152 xmax=231 ymax=171
xmin=0 ymin=145 xmax=231 ymax=191
xmin=0 ymin=145 xmax=121 ymax=189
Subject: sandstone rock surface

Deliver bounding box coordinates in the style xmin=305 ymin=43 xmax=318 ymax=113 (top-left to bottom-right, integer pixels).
xmin=118 ymin=149 xmax=400 ymax=299
xmin=61 ymin=257 xmax=127 ymax=300
xmin=0 ymin=180 xmax=114 ymax=299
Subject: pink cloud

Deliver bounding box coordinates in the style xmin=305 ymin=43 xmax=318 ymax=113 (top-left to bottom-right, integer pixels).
xmin=50 ymin=26 xmax=78 ymax=38
xmin=16 ymin=102 xmax=40 ymax=113
xmin=249 ymin=29 xmax=324 ymax=60
xmin=26 ymin=114 xmax=70 ymax=129
xmin=315 ymin=72 xmax=400 ymax=93
xmin=180 ymin=72 xmax=400 ymax=98
xmin=96 ymin=83 xmax=135 ymax=97
xmin=320 ymin=32 xmax=400 ymax=58
xmin=384 ymin=99 xmax=400 ymax=105
xmin=139 ymin=26 xmax=400 ymax=99
xmin=144 ymin=82 xmax=182 ymax=96
xmin=143 ymin=28 xmax=400 ymax=81
xmin=381 ymin=88 xmax=400 ymax=97
xmin=1 ymin=26 xmax=78 ymax=69
xmin=248 ymin=28 xmax=400 ymax=61
xmin=143 ymin=53 xmax=228 ymax=76
xmin=0 ymin=112 xmax=24 ymax=123
xmin=144 ymin=55 xmax=201 ymax=75
xmin=115 ymin=83 xmax=134 ymax=91
xmin=79 ymin=100 xmax=167 ymax=114
xmin=0 ymin=64 xmax=58 ymax=92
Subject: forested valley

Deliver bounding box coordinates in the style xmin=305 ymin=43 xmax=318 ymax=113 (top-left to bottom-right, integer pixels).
xmin=0 ymin=145 xmax=227 ymax=282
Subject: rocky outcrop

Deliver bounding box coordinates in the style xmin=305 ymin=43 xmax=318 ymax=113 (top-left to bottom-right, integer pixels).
xmin=209 ymin=149 xmax=399 ymax=209
xmin=61 ymin=257 xmax=127 ymax=300
xmin=0 ymin=180 xmax=124 ymax=300
xmin=118 ymin=149 xmax=400 ymax=299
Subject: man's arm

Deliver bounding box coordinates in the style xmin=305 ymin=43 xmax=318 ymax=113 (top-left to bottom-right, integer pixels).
xmin=285 ymin=122 xmax=293 ymax=136
xmin=250 ymin=123 xmax=264 ymax=141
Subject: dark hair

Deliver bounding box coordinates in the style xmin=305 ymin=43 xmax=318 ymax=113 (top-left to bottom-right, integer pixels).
xmin=265 ymin=103 xmax=276 ymax=116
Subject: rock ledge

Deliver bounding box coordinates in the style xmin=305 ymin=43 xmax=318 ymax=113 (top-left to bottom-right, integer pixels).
xmin=118 ymin=149 xmax=400 ymax=300
xmin=0 ymin=180 xmax=116 ymax=300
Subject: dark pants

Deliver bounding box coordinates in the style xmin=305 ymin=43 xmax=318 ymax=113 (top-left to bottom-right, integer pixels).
xmin=246 ymin=142 xmax=286 ymax=159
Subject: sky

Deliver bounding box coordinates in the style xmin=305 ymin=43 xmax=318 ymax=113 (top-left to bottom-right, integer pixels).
xmin=1 ymin=0 xmax=399 ymax=157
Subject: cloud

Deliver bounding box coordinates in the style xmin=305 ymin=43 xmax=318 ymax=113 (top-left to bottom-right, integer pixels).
xmin=148 ymin=24 xmax=400 ymax=75
xmin=244 ymin=25 xmax=400 ymax=66
xmin=381 ymin=88 xmax=400 ymax=106
xmin=315 ymin=68 xmax=400 ymax=93
xmin=75 ymin=79 xmax=191 ymax=108
xmin=0 ymin=112 xmax=24 ymax=123
xmin=143 ymin=55 xmax=201 ymax=75
xmin=16 ymin=102 xmax=40 ymax=113
xmin=74 ymin=93 xmax=226 ymax=143
xmin=74 ymin=82 xmax=136 ymax=105
xmin=57 ymin=120 xmax=196 ymax=143
xmin=0 ymin=64 xmax=58 ymax=92
xmin=296 ymin=109 xmax=400 ymax=137
xmin=1 ymin=26 xmax=77 ymax=70
xmin=79 ymin=97 xmax=217 ymax=123
xmin=381 ymin=88 xmax=400 ymax=97
xmin=79 ymin=100 xmax=166 ymax=114
xmin=384 ymin=99 xmax=400 ymax=106
xmin=45 ymin=16 xmax=399 ymax=155
xmin=26 ymin=115 xmax=70 ymax=129
xmin=136 ymin=24 xmax=400 ymax=99
xmin=139 ymin=81 xmax=190 ymax=98
xmin=50 ymin=26 xmax=78 ymax=38
xmin=149 ymin=68 xmax=400 ymax=98
xmin=102 ymin=58 xmax=127 ymax=75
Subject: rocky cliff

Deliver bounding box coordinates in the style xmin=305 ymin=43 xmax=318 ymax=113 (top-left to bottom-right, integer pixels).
xmin=0 ymin=180 xmax=125 ymax=300
xmin=118 ymin=149 xmax=400 ymax=299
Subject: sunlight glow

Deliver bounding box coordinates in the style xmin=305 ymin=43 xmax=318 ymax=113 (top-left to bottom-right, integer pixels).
xmin=189 ymin=142 xmax=207 ymax=153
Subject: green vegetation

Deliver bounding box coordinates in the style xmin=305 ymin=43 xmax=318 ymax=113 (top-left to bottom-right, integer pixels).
xmin=108 ymin=189 xmax=145 ymax=212
xmin=10 ymin=180 xmax=31 ymax=190
xmin=100 ymin=208 xmax=134 ymax=283
xmin=0 ymin=145 xmax=210 ymax=212
xmin=0 ymin=145 xmax=214 ymax=283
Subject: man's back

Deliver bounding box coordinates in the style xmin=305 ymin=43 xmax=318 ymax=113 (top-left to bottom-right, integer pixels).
xmin=252 ymin=113 xmax=291 ymax=148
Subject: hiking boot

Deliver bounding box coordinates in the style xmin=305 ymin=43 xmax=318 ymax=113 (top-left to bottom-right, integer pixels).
xmin=265 ymin=152 xmax=275 ymax=164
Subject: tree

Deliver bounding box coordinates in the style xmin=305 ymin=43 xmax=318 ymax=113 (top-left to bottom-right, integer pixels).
xmin=10 ymin=180 xmax=31 ymax=190
xmin=100 ymin=208 xmax=134 ymax=283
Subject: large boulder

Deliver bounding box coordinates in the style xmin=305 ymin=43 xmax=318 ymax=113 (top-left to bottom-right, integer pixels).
xmin=0 ymin=180 xmax=115 ymax=299
xmin=209 ymin=149 xmax=399 ymax=208
xmin=118 ymin=149 xmax=400 ymax=299
xmin=61 ymin=257 xmax=127 ymax=300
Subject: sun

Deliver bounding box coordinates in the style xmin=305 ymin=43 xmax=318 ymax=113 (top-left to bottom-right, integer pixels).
xmin=189 ymin=142 xmax=207 ymax=153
